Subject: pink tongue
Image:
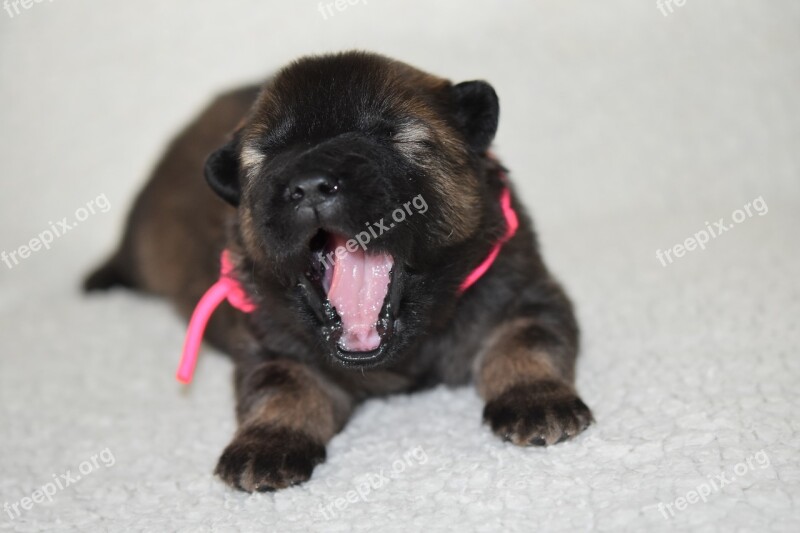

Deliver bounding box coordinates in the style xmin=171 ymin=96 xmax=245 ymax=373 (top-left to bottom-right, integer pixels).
xmin=325 ymin=235 xmax=393 ymax=352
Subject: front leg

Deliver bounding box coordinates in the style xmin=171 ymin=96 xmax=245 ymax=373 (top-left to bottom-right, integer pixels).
xmin=215 ymin=359 xmax=353 ymax=492
xmin=476 ymin=294 xmax=593 ymax=446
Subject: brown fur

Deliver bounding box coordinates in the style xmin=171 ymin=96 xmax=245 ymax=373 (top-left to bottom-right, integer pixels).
xmin=235 ymin=361 xmax=352 ymax=442
xmin=475 ymin=318 xmax=563 ymax=400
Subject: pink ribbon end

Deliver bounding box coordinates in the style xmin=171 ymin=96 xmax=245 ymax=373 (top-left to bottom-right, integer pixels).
xmin=175 ymin=251 xmax=256 ymax=384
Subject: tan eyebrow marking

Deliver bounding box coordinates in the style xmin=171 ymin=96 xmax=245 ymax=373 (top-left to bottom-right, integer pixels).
xmin=240 ymin=145 xmax=266 ymax=177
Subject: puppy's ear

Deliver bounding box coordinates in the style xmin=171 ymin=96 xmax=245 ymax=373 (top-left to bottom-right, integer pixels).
xmin=205 ymin=136 xmax=241 ymax=206
xmin=452 ymin=81 xmax=500 ymax=153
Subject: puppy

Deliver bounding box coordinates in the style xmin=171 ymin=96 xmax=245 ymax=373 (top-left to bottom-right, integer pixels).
xmin=85 ymin=51 xmax=593 ymax=492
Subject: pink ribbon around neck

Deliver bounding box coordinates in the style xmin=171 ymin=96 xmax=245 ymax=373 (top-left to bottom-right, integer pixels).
xmin=175 ymin=250 xmax=255 ymax=384
xmin=457 ymin=186 xmax=519 ymax=292
xmin=176 ymin=183 xmax=519 ymax=384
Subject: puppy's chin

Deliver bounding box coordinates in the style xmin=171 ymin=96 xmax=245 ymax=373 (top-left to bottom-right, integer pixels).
xmin=299 ymin=230 xmax=405 ymax=369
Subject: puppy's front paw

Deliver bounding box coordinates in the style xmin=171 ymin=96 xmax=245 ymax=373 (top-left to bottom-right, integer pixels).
xmin=215 ymin=425 xmax=326 ymax=492
xmin=483 ymin=380 xmax=593 ymax=446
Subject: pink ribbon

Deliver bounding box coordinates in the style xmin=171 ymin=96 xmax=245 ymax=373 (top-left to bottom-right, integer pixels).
xmin=175 ymin=250 xmax=255 ymax=384
xmin=458 ymin=185 xmax=519 ymax=292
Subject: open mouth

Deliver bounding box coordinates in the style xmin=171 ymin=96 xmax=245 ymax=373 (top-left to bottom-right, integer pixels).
xmin=302 ymin=230 xmax=400 ymax=366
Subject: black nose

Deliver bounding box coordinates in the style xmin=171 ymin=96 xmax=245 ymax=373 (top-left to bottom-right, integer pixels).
xmin=287 ymin=174 xmax=339 ymax=207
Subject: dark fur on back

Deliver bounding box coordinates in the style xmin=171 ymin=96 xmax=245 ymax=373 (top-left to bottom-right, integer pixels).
xmin=86 ymin=51 xmax=592 ymax=492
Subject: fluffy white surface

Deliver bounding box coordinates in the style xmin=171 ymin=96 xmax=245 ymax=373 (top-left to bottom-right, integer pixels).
xmin=1 ymin=1 xmax=798 ymax=531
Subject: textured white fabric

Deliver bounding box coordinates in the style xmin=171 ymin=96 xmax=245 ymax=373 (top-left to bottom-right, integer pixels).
xmin=1 ymin=1 xmax=798 ymax=531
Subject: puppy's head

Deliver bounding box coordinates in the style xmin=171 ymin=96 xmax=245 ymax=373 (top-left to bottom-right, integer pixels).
xmin=205 ymin=51 xmax=500 ymax=368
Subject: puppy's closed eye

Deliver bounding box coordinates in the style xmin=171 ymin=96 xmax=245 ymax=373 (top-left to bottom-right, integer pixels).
xmin=392 ymin=121 xmax=436 ymax=151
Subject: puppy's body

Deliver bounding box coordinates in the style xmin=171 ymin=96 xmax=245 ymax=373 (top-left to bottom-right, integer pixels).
xmin=87 ymin=52 xmax=592 ymax=491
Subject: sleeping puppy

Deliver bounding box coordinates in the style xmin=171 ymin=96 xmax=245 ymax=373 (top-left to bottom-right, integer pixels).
xmin=85 ymin=51 xmax=593 ymax=492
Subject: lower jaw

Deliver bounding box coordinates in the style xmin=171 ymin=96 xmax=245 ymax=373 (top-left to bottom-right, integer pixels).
xmin=331 ymin=342 xmax=389 ymax=367
xmin=329 ymin=300 xmax=398 ymax=367
xmin=303 ymin=260 xmax=403 ymax=369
